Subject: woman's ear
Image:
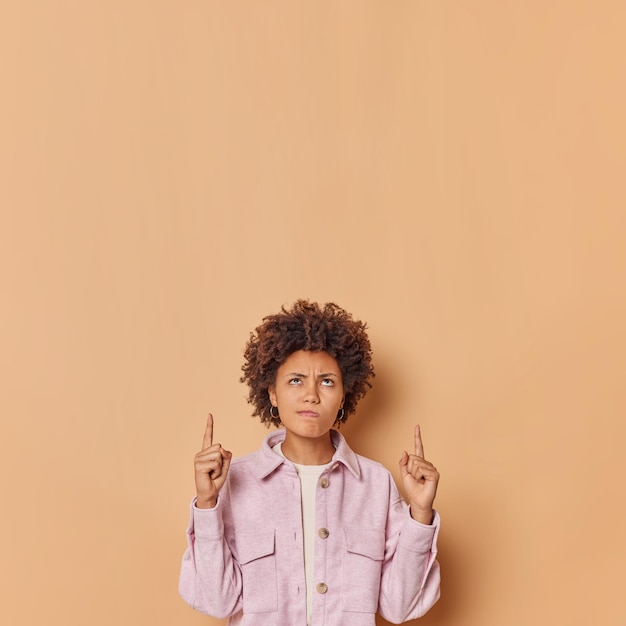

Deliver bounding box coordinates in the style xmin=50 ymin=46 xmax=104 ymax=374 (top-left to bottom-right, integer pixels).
xmin=268 ymin=387 xmax=277 ymax=407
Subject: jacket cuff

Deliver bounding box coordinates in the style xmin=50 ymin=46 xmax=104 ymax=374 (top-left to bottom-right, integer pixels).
xmin=187 ymin=496 xmax=224 ymax=538
xmin=399 ymin=509 xmax=440 ymax=554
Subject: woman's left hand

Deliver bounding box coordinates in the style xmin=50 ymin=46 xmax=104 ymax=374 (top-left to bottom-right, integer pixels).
xmin=399 ymin=425 xmax=440 ymax=525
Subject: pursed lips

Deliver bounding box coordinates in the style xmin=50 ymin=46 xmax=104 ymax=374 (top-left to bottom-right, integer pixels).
xmin=298 ymin=410 xmax=320 ymax=417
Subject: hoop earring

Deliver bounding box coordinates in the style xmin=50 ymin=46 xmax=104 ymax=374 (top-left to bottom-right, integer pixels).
xmin=336 ymin=408 xmax=345 ymax=422
xmin=269 ymin=405 xmax=280 ymax=419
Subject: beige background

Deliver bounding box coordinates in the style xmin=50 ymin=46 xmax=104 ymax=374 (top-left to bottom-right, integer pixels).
xmin=1 ymin=2 xmax=624 ymax=625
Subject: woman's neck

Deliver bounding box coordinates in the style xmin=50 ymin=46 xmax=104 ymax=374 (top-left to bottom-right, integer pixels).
xmin=281 ymin=431 xmax=335 ymax=465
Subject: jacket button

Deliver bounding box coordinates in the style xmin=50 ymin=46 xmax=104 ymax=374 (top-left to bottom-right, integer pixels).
xmin=316 ymin=582 xmax=328 ymax=594
xmin=320 ymin=477 xmax=329 ymax=488
xmin=318 ymin=528 xmax=329 ymax=539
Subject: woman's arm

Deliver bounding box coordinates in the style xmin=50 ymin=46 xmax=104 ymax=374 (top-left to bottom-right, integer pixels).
xmin=179 ymin=414 xmax=242 ymax=618
xmin=378 ymin=497 xmax=441 ymax=622
xmin=378 ymin=425 xmax=441 ymax=622
xmin=179 ymin=495 xmax=243 ymax=618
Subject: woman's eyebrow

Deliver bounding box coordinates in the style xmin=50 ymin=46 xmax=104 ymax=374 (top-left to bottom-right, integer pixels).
xmin=284 ymin=372 xmax=339 ymax=378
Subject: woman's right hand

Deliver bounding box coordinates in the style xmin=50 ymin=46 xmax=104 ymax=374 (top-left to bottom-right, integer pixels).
xmin=194 ymin=413 xmax=232 ymax=509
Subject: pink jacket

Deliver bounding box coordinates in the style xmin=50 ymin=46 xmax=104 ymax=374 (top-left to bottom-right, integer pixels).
xmin=179 ymin=429 xmax=440 ymax=625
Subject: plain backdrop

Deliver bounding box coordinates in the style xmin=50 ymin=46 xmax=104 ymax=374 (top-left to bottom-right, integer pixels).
xmin=1 ymin=2 xmax=624 ymax=625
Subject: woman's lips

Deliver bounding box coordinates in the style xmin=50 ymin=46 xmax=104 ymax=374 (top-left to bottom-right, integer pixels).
xmin=298 ymin=410 xmax=319 ymax=417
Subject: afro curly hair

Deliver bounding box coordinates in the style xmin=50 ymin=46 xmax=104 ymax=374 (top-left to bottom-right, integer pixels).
xmin=240 ymin=300 xmax=375 ymax=427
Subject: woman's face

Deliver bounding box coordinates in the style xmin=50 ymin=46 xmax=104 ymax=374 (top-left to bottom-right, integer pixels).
xmin=268 ymin=350 xmax=344 ymax=441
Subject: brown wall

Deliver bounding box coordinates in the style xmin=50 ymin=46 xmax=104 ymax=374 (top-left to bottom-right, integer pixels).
xmin=1 ymin=2 xmax=624 ymax=625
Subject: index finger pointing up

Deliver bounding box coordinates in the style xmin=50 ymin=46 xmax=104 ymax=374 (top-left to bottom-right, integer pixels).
xmin=414 ymin=424 xmax=425 ymax=458
xmin=202 ymin=413 xmax=214 ymax=449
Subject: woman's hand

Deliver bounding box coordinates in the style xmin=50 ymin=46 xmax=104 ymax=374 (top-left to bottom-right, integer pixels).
xmin=194 ymin=413 xmax=232 ymax=509
xmin=399 ymin=425 xmax=439 ymax=524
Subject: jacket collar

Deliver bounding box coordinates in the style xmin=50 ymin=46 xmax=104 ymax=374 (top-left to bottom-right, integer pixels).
xmin=255 ymin=428 xmax=361 ymax=480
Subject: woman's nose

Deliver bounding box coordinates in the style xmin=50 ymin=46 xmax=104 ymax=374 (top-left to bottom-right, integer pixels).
xmin=303 ymin=381 xmax=320 ymax=403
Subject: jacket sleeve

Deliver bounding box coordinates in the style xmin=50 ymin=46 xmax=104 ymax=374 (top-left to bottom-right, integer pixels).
xmin=377 ymin=475 xmax=441 ymax=623
xmin=178 ymin=493 xmax=243 ymax=619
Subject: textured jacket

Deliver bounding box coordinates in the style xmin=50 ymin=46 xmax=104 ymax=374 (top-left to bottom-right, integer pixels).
xmin=179 ymin=429 xmax=441 ymax=625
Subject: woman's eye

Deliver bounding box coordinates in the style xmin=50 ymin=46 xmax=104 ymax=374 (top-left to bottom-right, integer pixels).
xmin=289 ymin=378 xmax=301 ymax=385
xmin=321 ymin=379 xmax=334 ymax=386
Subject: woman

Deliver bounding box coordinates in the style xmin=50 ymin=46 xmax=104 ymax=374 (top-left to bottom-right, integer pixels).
xmin=179 ymin=300 xmax=441 ymax=625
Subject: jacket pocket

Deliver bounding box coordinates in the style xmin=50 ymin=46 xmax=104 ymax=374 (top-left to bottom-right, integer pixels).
xmin=236 ymin=530 xmax=278 ymax=614
xmin=342 ymin=528 xmax=385 ymax=613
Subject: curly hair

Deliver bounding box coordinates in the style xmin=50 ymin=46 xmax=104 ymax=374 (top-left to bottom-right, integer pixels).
xmin=240 ymin=300 xmax=375 ymax=427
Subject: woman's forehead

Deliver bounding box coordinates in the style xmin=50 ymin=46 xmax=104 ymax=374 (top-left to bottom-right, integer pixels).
xmin=278 ymin=350 xmax=341 ymax=373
